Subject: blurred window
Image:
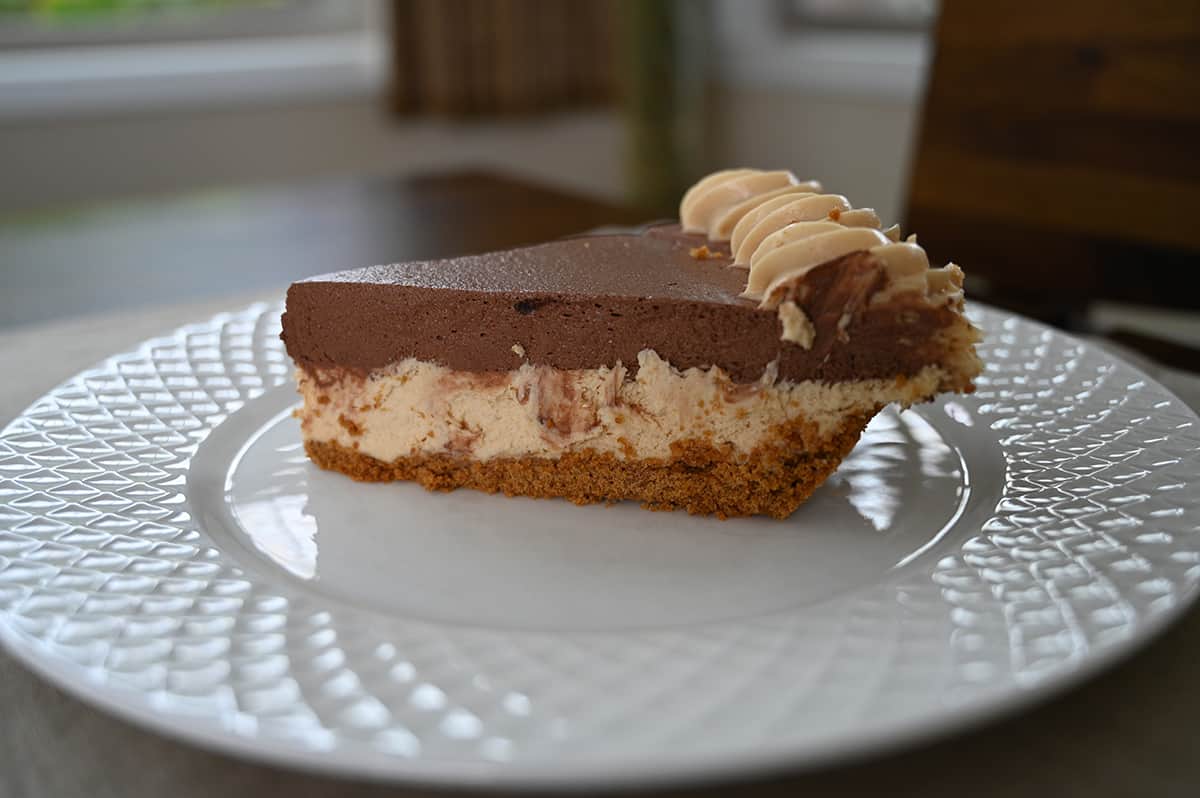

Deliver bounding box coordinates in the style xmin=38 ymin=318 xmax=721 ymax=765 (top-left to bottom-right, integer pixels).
xmin=0 ymin=0 xmax=365 ymax=47
xmin=0 ymin=0 xmax=383 ymax=116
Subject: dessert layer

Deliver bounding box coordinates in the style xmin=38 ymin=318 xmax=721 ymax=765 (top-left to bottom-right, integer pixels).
xmin=281 ymin=226 xmax=967 ymax=384
xmin=304 ymin=408 xmax=875 ymax=519
xmin=296 ymin=350 xmax=953 ymax=464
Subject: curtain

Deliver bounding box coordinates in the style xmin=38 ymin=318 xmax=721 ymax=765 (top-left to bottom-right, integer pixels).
xmin=389 ymin=0 xmax=617 ymax=116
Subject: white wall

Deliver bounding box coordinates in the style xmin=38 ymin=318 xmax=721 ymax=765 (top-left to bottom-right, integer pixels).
xmin=711 ymin=88 xmax=921 ymax=228
xmin=708 ymin=0 xmax=931 ymax=225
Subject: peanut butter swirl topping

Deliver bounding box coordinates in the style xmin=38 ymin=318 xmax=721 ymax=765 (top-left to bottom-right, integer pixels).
xmin=679 ymin=168 xmax=963 ymax=310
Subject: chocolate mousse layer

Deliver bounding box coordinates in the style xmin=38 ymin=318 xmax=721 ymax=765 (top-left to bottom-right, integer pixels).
xmin=281 ymin=225 xmax=956 ymax=384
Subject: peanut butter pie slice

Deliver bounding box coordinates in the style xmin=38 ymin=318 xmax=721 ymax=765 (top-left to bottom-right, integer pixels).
xmin=281 ymin=169 xmax=982 ymax=518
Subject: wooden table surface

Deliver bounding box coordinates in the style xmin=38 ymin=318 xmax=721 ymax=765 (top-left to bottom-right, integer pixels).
xmin=2 ymin=172 xmax=1199 ymax=797
xmin=0 ymin=171 xmax=648 ymax=331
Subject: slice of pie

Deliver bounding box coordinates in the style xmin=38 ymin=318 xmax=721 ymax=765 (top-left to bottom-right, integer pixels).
xmin=280 ymin=169 xmax=981 ymax=518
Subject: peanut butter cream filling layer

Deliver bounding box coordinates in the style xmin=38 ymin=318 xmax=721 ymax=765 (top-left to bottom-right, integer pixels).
xmin=297 ymin=353 xmax=957 ymax=465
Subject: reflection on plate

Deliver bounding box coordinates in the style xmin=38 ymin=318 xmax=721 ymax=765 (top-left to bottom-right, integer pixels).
xmin=205 ymin=401 xmax=979 ymax=630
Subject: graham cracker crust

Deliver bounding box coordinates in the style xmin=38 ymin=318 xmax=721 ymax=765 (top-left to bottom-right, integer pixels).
xmin=304 ymin=410 xmax=878 ymax=519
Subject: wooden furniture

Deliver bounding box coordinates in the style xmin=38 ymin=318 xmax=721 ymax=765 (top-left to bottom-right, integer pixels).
xmin=906 ymin=1 xmax=1200 ymax=325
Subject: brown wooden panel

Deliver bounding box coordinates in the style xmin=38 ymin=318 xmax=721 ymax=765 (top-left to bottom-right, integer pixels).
xmin=919 ymin=108 xmax=1200 ymax=183
xmin=906 ymin=0 xmax=1200 ymax=316
xmin=910 ymin=152 xmax=1197 ymax=250
xmin=926 ymin=43 xmax=1200 ymax=121
xmin=937 ymin=2 xmax=1200 ymax=44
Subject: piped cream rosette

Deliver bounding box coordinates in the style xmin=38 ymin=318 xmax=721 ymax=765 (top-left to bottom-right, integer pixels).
xmin=680 ymin=169 xmax=963 ymax=315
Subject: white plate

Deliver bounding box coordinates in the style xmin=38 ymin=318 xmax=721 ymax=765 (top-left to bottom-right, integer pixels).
xmin=1 ymin=302 xmax=1199 ymax=789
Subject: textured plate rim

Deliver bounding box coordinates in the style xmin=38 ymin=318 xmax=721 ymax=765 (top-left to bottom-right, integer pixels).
xmin=0 ymin=595 xmax=1191 ymax=792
